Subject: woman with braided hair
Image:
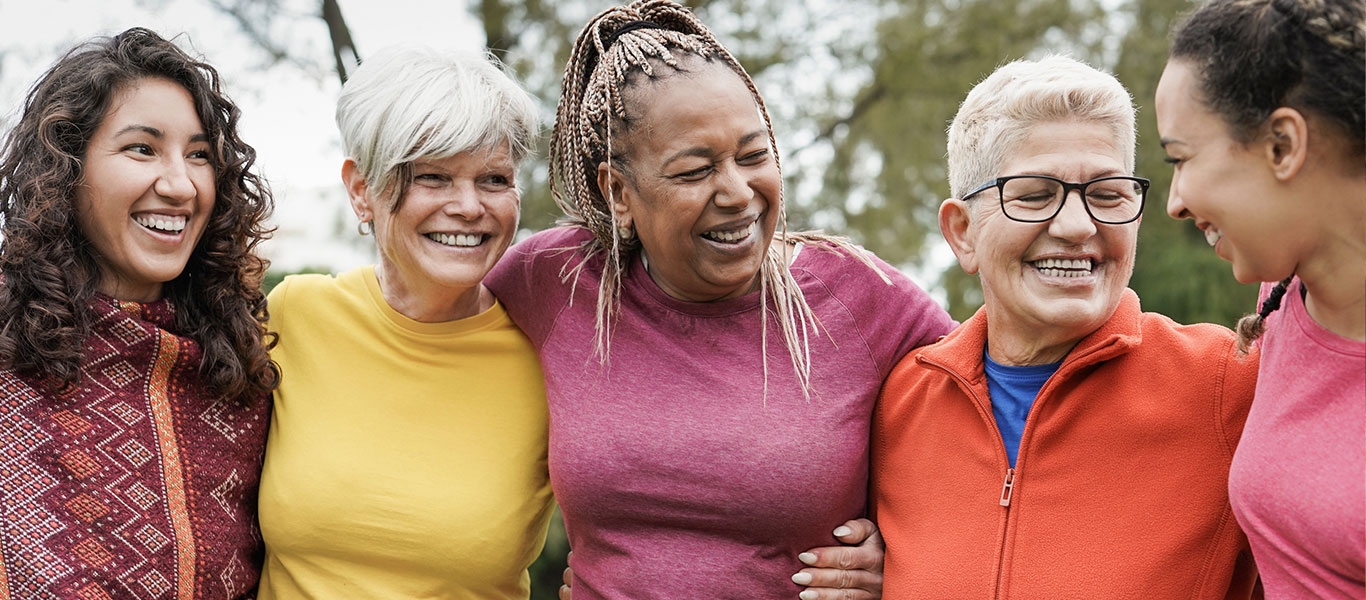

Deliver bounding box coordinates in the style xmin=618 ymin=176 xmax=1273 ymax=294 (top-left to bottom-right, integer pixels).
xmin=1156 ymin=0 xmax=1365 ymax=596
xmin=0 ymin=28 xmax=276 ymax=596
xmin=486 ymin=1 xmax=954 ymax=597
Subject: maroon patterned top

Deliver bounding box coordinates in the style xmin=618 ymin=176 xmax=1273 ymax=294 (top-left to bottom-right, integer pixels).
xmin=0 ymin=295 xmax=270 ymax=599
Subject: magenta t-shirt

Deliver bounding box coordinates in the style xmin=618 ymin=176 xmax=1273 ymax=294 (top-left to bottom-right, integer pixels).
xmin=487 ymin=226 xmax=953 ymax=598
xmin=1229 ymin=278 xmax=1365 ymax=598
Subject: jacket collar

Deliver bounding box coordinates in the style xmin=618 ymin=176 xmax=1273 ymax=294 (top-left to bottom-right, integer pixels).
xmin=918 ymin=288 xmax=1144 ymax=383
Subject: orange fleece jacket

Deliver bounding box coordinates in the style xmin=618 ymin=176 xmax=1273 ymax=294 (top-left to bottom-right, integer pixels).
xmin=872 ymin=290 xmax=1261 ymax=599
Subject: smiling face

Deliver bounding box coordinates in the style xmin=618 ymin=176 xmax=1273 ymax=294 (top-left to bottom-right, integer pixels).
xmin=75 ymin=77 xmax=216 ymax=302
xmin=942 ymin=120 xmax=1139 ymax=363
xmin=603 ymin=60 xmax=781 ymax=302
xmin=349 ymin=143 xmax=520 ymax=319
xmin=1156 ymin=60 xmax=1293 ymax=284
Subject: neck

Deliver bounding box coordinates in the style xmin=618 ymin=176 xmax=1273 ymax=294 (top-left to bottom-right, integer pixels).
xmin=1295 ymin=173 xmax=1366 ymax=341
xmin=984 ymin=325 xmax=1077 ymax=366
xmin=374 ymin=263 xmax=488 ymax=323
xmin=1299 ymin=260 xmax=1366 ymax=342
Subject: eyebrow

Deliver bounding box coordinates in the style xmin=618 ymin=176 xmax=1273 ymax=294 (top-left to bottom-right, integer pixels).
xmin=662 ymin=129 xmax=767 ymax=165
xmin=114 ymin=124 xmax=210 ymax=143
xmin=1158 ymin=137 xmax=1179 ymax=149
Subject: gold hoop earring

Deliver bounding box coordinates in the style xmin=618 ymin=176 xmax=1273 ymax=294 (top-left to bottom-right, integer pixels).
xmin=357 ymin=219 xmax=374 ymax=236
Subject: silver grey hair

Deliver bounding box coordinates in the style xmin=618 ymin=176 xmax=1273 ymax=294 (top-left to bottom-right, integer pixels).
xmin=946 ymin=54 xmax=1136 ymax=202
xmin=336 ymin=45 xmax=540 ymax=206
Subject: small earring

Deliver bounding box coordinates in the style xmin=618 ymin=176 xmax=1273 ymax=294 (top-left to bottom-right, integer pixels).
xmin=617 ymin=225 xmax=634 ymax=241
xmin=357 ymin=219 xmax=374 ymax=236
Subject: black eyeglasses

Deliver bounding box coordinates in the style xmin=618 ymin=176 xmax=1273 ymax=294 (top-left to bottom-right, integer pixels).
xmin=962 ymin=175 xmax=1149 ymax=225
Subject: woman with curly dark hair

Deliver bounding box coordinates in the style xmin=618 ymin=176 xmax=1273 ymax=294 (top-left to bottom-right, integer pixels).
xmin=0 ymin=28 xmax=276 ymax=597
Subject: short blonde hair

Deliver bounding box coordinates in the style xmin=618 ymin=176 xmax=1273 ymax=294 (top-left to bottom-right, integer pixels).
xmin=336 ymin=45 xmax=540 ymax=209
xmin=946 ymin=55 xmax=1136 ymax=201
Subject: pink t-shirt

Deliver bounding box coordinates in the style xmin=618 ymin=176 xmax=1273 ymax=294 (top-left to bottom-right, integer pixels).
xmin=1229 ymin=278 xmax=1366 ymax=598
xmin=487 ymin=226 xmax=954 ymax=599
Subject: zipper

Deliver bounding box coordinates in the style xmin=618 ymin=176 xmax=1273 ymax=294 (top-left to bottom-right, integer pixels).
xmin=999 ymin=468 xmax=1015 ymax=507
xmin=917 ymin=354 xmax=1017 ymax=600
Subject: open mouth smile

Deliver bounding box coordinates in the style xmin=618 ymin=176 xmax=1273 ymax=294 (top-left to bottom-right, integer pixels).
xmin=701 ymin=219 xmax=756 ymax=245
xmin=1031 ymin=257 xmax=1093 ymax=278
xmin=133 ymin=213 xmax=187 ymax=234
xmin=426 ymin=232 xmax=487 ymax=247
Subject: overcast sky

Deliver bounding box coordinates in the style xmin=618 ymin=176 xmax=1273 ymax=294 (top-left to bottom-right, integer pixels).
xmin=0 ymin=0 xmax=491 ymax=273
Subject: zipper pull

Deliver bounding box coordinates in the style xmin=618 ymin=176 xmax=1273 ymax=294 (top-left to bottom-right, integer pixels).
xmin=999 ymin=468 xmax=1015 ymax=507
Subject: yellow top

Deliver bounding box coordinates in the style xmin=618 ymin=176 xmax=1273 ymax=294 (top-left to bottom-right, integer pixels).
xmin=258 ymin=267 xmax=552 ymax=599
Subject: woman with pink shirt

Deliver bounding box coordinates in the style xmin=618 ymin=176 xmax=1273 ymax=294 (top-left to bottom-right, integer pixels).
xmin=1156 ymin=0 xmax=1365 ymax=596
xmin=485 ymin=1 xmax=954 ymax=597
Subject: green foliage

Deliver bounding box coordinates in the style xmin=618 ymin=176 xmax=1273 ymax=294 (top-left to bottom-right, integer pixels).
xmin=1113 ymin=0 xmax=1259 ymax=325
xmin=262 ymin=266 xmax=332 ymax=294
xmin=528 ymin=509 xmax=569 ymax=600
xmin=819 ymin=0 xmax=1105 ymax=317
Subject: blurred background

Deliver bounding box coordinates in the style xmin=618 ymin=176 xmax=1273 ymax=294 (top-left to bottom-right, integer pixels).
xmin=0 ymin=0 xmax=1257 ymax=596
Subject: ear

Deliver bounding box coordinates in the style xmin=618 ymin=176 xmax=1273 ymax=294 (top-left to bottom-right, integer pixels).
xmin=342 ymin=158 xmax=372 ymax=220
xmin=597 ymin=162 xmax=633 ymax=229
xmin=939 ymin=198 xmax=979 ymax=275
xmin=1264 ymin=107 xmax=1309 ymax=182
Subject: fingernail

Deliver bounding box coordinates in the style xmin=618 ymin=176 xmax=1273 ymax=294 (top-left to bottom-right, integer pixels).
xmin=833 ymin=526 xmax=852 ymax=537
xmin=798 ymin=552 xmax=817 ymax=565
xmin=799 ymin=590 xmax=819 ymax=600
xmin=791 ymin=572 xmax=813 ymax=585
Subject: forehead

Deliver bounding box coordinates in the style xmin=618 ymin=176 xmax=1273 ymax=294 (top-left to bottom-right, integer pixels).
xmin=1155 ymin=60 xmax=1225 ymax=138
xmin=100 ymin=77 xmax=201 ymax=128
xmin=417 ymin=143 xmax=516 ymax=169
xmin=625 ymin=59 xmax=764 ymax=133
xmin=999 ymin=120 xmax=1126 ymax=180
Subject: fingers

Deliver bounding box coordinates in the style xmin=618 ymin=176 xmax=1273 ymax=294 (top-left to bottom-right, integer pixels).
xmin=832 ymin=518 xmax=879 ymax=546
xmin=797 ymin=523 xmax=884 ymax=573
xmin=790 ymin=520 xmax=885 ymax=599
xmin=558 ymin=555 xmax=574 ymax=600
xmin=791 ymin=567 xmax=882 ymax=599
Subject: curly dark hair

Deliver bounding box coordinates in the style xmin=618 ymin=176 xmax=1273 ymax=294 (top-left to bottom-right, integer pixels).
xmin=0 ymin=27 xmax=278 ymax=403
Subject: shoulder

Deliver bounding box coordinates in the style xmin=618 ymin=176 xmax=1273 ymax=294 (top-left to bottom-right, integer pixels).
xmin=267 ymin=269 xmax=364 ymax=330
xmin=794 ymin=241 xmax=907 ymax=298
xmin=508 ymin=226 xmax=595 ymax=257
xmin=491 ymin=226 xmax=595 ymax=284
xmin=1136 ymin=311 xmax=1244 ymax=360
xmin=1131 ymin=311 xmax=1259 ymax=403
xmin=268 ymin=271 xmax=347 ymax=309
xmin=795 ymin=240 xmax=954 ymax=328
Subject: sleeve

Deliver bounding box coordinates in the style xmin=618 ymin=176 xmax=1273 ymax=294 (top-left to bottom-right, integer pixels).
xmin=851 ymin=250 xmax=957 ymax=378
xmin=485 ymin=227 xmax=587 ymax=346
xmin=265 ymin=276 xmax=294 ymax=338
xmin=1216 ymin=332 xmax=1260 ymax=454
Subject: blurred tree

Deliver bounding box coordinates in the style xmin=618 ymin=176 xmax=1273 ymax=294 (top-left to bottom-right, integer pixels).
xmin=1111 ymin=0 xmax=1259 ymax=325
xmin=811 ymin=0 xmax=1106 ymax=321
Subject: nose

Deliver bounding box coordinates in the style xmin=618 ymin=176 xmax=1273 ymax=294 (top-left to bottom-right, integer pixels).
xmin=443 ymin=182 xmax=487 ymax=219
xmin=154 ymin=157 xmax=198 ymax=203
xmin=1047 ymin=188 xmax=1097 ymax=241
xmin=1165 ymin=179 xmax=1189 ymax=220
xmin=711 ymin=162 xmax=754 ymax=210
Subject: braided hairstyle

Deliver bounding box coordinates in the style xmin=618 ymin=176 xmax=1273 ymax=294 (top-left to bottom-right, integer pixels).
xmin=1170 ymin=0 xmax=1365 ymax=351
xmin=0 ymin=28 xmax=278 ymax=403
xmin=551 ymin=0 xmax=885 ymax=396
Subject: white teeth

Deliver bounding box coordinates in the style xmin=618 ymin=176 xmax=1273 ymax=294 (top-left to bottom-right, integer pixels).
xmin=1203 ymin=227 xmax=1222 ymax=247
xmin=134 ymin=215 xmax=187 ymax=233
xmin=428 ymin=233 xmax=483 ymax=247
xmin=703 ymin=222 xmax=753 ymax=243
xmin=1033 ymin=257 xmax=1093 ymax=278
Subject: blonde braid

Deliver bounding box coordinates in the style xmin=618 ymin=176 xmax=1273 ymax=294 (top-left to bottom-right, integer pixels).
xmin=550 ymin=0 xmax=891 ymax=397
